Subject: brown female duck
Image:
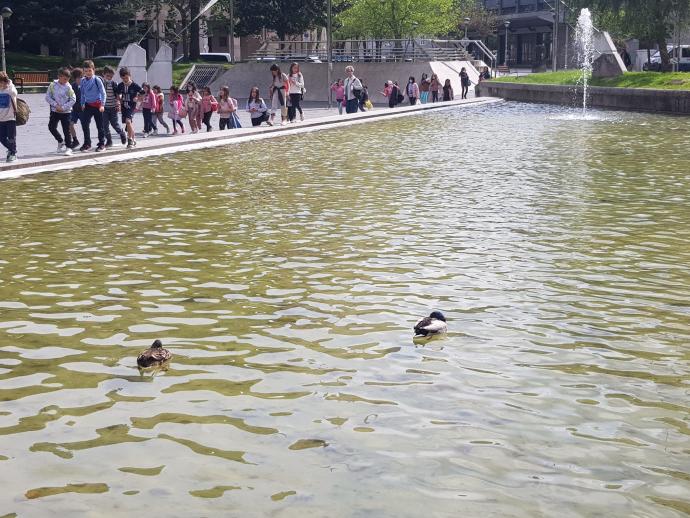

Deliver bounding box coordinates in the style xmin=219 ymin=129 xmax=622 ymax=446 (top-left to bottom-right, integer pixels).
xmin=137 ymin=339 xmax=172 ymax=367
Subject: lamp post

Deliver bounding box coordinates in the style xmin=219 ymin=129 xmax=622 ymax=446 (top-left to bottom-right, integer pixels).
xmin=504 ymin=20 xmax=510 ymax=67
xmin=0 ymin=7 xmax=11 ymax=73
xmin=327 ymin=0 xmax=332 ymax=109
xmin=411 ymin=21 xmax=418 ymax=61
xmin=552 ymin=3 xmax=558 ymax=72
xmin=229 ymin=0 xmax=234 ymax=64
xmin=464 ymin=17 xmax=470 ymax=41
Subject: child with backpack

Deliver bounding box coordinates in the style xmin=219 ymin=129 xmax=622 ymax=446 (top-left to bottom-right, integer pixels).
xmin=101 ymin=65 xmax=127 ymax=148
xmin=79 ymin=60 xmax=107 ymax=152
xmin=152 ymin=85 xmax=170 ymax=134
xmin=0 ymin=71 xmax=18 ymax=162
xmin=45 ymin=67 xmax=76 ymax=156
xmin=200 ymin=86 xmax=218 ymax=132
xmin=167 ymin=86 xmax=185 ymax=135
xmin=140 ymin=83 xmax=158 ymax=137
xmin=115 ymin=67 xmax=143 ymax=149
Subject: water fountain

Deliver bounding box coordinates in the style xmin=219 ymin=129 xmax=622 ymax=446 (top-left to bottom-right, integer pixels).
xmin=575 ymin=8 xmax=595 ymax=115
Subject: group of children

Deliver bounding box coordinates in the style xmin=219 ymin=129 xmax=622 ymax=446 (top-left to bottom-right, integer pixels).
xmin=36 ymin=60 xmax=255 ymax=159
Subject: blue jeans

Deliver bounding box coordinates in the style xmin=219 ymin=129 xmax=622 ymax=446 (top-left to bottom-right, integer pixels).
xmin=103 ymin=107 xmax=124 ymax=144
xmin=345 ymin=98 xmax=358 ymax=114
xmin=0 ymin=120 xmax=17 ymax=155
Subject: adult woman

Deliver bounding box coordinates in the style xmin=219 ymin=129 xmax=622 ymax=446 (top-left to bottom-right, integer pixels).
xmin=419 ymin=73 xmax=430 ymax=104
xmin=246 ymin=86 xmax=270 ymax=127
xmin=429 ymin=74 xmax=441 ymax=103
xmin=459 ymin=67 xmax=471 ymax=100
xmin=268 ymin=64 xmax=289 ymax=125
xmin=406 ymin=76 xmax=419 ymax=105
xmin=287 ymin=62 xmax=305 ymax=122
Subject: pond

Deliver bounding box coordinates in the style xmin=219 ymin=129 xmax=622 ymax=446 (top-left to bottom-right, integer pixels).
xmin=0 ymin=102 xmax=689 ymax=516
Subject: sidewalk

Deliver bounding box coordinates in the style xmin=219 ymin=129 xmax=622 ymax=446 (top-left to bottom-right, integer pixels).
xmin=1 ymin=94 xmax=502 ymax=179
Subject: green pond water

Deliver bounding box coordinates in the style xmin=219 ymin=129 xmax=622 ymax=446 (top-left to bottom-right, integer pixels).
xmin=0 ymin=102 xmax=689 ymax=516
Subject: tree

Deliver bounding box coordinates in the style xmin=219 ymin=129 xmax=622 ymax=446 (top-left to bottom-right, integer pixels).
xmin=573 ymin=0 xmax=690 ymax=69
xmin=455 ymin=0 xmax=497 ymax=40
xmin=336 ymin=0 xmax=456 ymax=40
xmin=7 ymin=0 xmax=140 ymax=62
xmin=231 ymin=0 xmax=329 ymax=41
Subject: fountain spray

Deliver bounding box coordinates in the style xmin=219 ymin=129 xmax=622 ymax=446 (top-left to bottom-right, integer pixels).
xmin=575 ymin=8 xmax=594 ymax=115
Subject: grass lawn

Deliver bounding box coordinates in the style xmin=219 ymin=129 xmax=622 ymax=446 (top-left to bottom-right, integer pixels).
xmin=492 ymin=70 xmax=690 ymax=90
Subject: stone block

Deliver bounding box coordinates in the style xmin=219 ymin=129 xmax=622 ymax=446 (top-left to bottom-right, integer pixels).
xmin=148 ymin=44 xmax=173 ymax=91
xmin=593 ymin=54 xmax=624 ymax=78
xmin=117 ymin=43 xmax=148 ymax=85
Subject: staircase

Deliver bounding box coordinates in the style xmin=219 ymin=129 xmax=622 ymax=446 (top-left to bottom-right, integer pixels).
xmin=181 ymin=65 xmax=224 ymax=89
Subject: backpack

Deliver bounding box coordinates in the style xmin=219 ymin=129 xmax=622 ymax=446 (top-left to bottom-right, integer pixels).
xmin=13 ymin=98 xmax=31 ymax=126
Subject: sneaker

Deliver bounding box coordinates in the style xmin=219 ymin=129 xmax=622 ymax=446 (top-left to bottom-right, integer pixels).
xmin=192 ymin=129 xmax=198 ymax=134
xmin=71 ymin=139 xmax=80 ymax=149
xmin=105 ymin=141 xmax=113 ymax=149
xmin=300 ymin=113 xmax=304 ymax=121
xmin=120 ymin=133 xmax=127 ymax=145
xmin=6 ymin=153 xmax=17 ymax=163
xmin=172 ymin=130 xmax=178 ymax=136
xmin=95 ymin=144 xmax=105 ymax=152
xmin=79 ymin=144 xmax=91 ymax=152
xmin=267 ymin=120 xmax=274 ymax=127
xmin=126 ymin=139 xmax=134 ymax=149
xmin=63 ymin=148 xmax=73 ymax=156
xmin=141 ymin=132 xmax=149 ymax=139
xmin=153 ymin=129 xmax=158 ymax=136
xmin=57 ymin=143 xmax=66 ymax=154
xmin=132 ymin=140 xmax=137 ymax=148
xmin=166 ymin=128 xmax=170 ymax=135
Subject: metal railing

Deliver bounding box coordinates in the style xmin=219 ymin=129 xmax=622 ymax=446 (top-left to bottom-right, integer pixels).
xmin=250 ymin=39 xmax=479 ymax=63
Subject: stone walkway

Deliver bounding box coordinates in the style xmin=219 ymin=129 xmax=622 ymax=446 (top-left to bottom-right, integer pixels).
xmin=1 ymin=94 xmax=501 ymax=180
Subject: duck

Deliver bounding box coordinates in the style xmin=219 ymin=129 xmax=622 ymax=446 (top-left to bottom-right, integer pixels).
xmin=414 ymin=311 xmax=448 ymax=337
xmin=136 ymin=339 xmax=172 ymax=368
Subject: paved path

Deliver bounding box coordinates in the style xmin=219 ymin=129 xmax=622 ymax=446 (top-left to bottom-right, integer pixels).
xmin=1 ymin=94 xmax=500 ymax=179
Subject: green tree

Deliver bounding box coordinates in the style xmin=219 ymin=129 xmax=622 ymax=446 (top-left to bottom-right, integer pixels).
xmin=7 ymin=0 xmax=140 ymax=63
xmin=231 ymin=0 xmax=329 ymax=41
xmin=336 ymin=0 xmax=456 ymax=40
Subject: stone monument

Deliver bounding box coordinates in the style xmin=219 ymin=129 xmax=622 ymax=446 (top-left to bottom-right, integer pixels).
xmin=148 ymin=44 xmax=173 ymax=91
xmin=117 ymin=43 xmax=148 ymax=84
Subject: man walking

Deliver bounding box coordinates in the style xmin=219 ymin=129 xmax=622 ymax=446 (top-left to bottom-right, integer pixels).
xmin=344 ymin=66 xmax=363 ymax=115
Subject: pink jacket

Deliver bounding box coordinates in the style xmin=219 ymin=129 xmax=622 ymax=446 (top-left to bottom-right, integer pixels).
xmin=142 ymin=90 xmax=156 ymax=110
xmin=201 ymin=94 xmax=218 ymax=113
xmin=406 ymin=82 xmax=420 ymax=98
xmin=330 ymin=84 xmax=345 ymax=100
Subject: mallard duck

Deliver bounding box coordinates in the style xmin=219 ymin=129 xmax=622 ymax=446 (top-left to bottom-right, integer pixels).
xmin=414 ymin=311 xmax=448 ymax=337
xmin=137 ymin=339 xmax=172 ymax=367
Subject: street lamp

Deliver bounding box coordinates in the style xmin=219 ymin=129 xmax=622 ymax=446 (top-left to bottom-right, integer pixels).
xmin=504 ymin=20 xmax=510 ymax=67
xmin=464 ymin=17 xmax=470 ymax=40
xmin=411 ymin=21 xmax=418 ymax=61
xmin=327 ymin=0 xmax=332 ymax=108
xmin=0 ymin=7 xmax=12 ymax=73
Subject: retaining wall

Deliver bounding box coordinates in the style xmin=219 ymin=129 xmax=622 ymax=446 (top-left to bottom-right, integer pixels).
xmin=476 ymin=81 xmax=690 ymax=115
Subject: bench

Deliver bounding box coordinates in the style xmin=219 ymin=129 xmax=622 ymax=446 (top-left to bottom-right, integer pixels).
xmin=497 ymin=65 xmax=513 ymax=76
xmin=13 ymin=71 xmax=51 ymax=93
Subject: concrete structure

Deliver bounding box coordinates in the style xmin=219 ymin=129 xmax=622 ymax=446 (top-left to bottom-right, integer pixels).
xmin=0 ymin=96 xmax=501 ymax=179
xmin=592 ymin=31 xmax=626 ymax=75
xmin=210 ymin=61 xmax=480 ymax=105
xmin=117 ymin=44 xmax=148 ymax=85
xmin=147 ymin=44 xmax=173 ymax=90
xmin=592 ymin=54 xmax=623 ymax=78
xmin=476 ymin=81 xmax=690 ymax=114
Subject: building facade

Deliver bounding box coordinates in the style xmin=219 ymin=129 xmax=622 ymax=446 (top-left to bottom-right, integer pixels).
xmin=483 ymin=0 xmax=568 ymax=69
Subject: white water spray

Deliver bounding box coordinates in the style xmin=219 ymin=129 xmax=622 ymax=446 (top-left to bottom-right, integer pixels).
xmin=575 ymin=8 xmax=594 ymax=115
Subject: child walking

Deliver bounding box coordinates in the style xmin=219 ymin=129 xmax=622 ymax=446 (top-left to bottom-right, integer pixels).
xmin=79 ymin=60 xmax=107 ymax=152
xmin=0 ymin=71 xmax=18 ymax=162
xmin=167 ymin=86 xmax=185 ymax=135
xmin=152 ymin=86 xmax=170 ymax=134
xmin=442 ymin=79 xmax=454 ymax=101
xmin=45 ymin=67 xmax=76 ymax=156
xmin=101 ymin=66 xmax=126 ymax=148
xmin=200 ymin=86 xmax=218 ymax=132
xmin=69 ymin=68 xmax=82 ymax=149
xmin=115 ymin=67 xmax=142 ymax=149
xmin=140 ymin=83 xmax=158 ymax=137
xmin=246 ymin=86 xmax=269 ymax=127
xmin=185 ymin=82 xmax=202 ymax=133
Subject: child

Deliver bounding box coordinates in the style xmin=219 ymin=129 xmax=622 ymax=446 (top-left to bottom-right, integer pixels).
xmin=140 ymin=82 xmax=158 ymax=137
xmin=69 ymin=68 xmax=83 ymax=149
xmin=167 ymin=86 xmax=185 ymax=135
xmin=246 ymin=86 xmax=269 ymax=127
xmin=152 ymin=86 xmax=170 ymax=134
xmin=101 ymin=65 xmax=126 ymax=148
xmin=45 ymin=67 xmax=76 ymax=156
xmin=442 ymin=79 xmax=454 ymax=102
xmin=79 ymin=60 xmax=106 ymax=152
xmin=330 ymin=79 xmax=344 ymax=115
xmin=115 ymin=67 xmax=143 ymax=149
xmin=185 ymin=82 xmax=202 ymax=133
xmin=200 ymin=86 xmax=218 ymax=132
xmin=0 ymin=71 xmax=18 ymax=162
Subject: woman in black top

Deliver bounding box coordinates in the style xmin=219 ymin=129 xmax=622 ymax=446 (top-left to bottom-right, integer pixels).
xmin=459 ymin=67 xmax=471 ymax=100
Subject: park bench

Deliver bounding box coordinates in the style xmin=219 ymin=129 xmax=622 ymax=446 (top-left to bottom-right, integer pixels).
xmin=13 ymin=71 xmax=51 ymax=93
xmin=497 ymin=65 xmax=514 ymax=76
